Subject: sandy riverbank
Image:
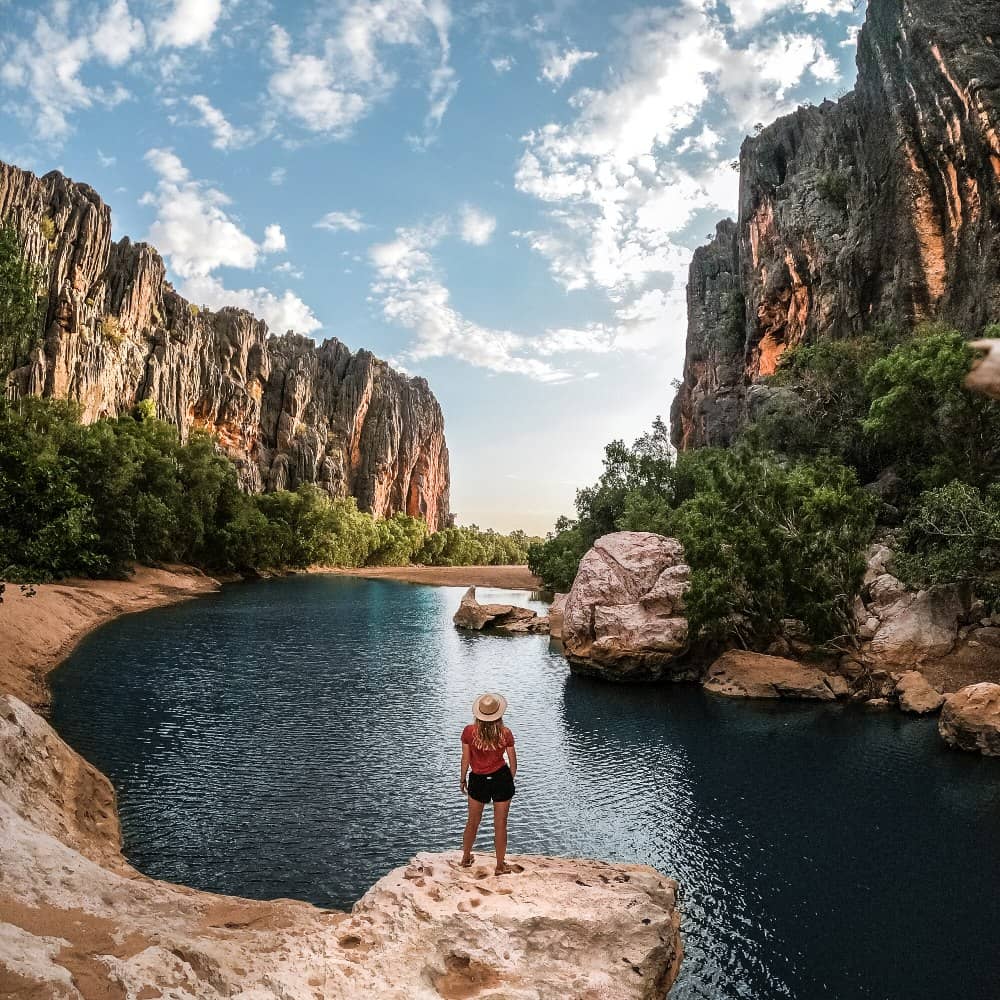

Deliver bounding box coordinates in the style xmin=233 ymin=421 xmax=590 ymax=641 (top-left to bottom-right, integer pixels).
xmin=320 ymin=564 xmax=542 ymax=589
xmin=0 ymin=565 xmax=220 ymax=710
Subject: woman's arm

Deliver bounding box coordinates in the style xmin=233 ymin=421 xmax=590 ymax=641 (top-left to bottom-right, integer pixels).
xmin=460 ymin=744 xmax=470 ymax=793
xmin=506 ymin=745 xmax=517 ymax=779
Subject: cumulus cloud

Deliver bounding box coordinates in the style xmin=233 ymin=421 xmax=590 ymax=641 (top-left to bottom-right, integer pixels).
xmin=491 ymin=56 xmax=514 ymax=73
xmin=268 ymin=1 xmax=457 ymax=142
xmin=189 ymin=94 xmax=255 ymax=150
xmin=369 ymin=223 xmax=570 ymax=382
xmin=269 ymin=167 xmax=287 ymax=186
xmin=181 ymin=275 xmax=322 ymax=335
xmin=459 ymin=205 xmax=496 ymax=246
xmin=154 ymin=0 xmax=223 ymax=49
xmin=142 ymin=148 xmax=281 ymax=278
xmin=0 ymin=1 xmax=135 ymax=139
xmin=315 ymin=210 xmax=369 ymax=233
xmin=540 ymin=46 xmax=598 ymax=87
xmin=726 ymin=0 xmax=854 ymax=30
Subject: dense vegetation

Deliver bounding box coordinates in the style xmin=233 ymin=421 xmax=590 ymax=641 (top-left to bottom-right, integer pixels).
xmin=0 ymin=226 xmax=536 ymax=582
xmin=530 ymin=325 xmax=999 ymax=645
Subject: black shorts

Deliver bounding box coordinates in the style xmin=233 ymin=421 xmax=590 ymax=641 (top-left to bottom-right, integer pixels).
xmin=467 ymin=764 xmax=515 ymax=803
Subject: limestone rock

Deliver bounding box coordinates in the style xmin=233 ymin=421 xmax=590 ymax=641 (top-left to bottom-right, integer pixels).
xmin=672 ymin=0 xmax=1000 ymax=449
xmin=0 ymin=694 xmax=684 ymax=999
xmin=894 ymin=671 xmax=945 ymax=714
xmin=939 ymin=683 xmax=1000 ymax=755
xmin=703 ymin=650 xmax=840 ymax=701
xmin=562 ymin=532 xmax=690 ymax=682
xmin=869 ymin=587 xmax=962 ymax=666
xmin=0 ymin=161 xmax=451 ymax=528
xmin=548 ymin=592 xmax=567 ymax=640
xmin=967 ymin=340 xmax=1000 ymax=399
xmin=453 ymin=587 xmax=549 ymax=634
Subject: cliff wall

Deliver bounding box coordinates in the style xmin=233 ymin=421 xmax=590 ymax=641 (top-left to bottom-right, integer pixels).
xmin=0 ymin=162 xmax=451 ymax=529
xmin=671 ymin=0 xmax=1000 ymax=449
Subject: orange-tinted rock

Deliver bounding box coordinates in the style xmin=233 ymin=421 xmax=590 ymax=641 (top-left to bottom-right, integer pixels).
xmin=939 ymin=683 xmax=1000 ymax=755
xmin=0 ymin=161 xmax=451 ymax=529
xmin=672 ymin=0 xmax=1000 ymax=450
xmin=703 ymin=650 xmax=841 ymax=701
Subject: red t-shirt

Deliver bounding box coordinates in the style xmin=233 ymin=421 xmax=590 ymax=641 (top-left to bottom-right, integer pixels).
xmin=462 ymin=724 xmax=514 ymax=775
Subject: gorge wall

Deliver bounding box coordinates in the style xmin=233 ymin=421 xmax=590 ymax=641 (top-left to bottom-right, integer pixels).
xmin=0 ymin=162 xmax=451 ymax=529
xmin=671 ymin=0 xmax=1000 ymax=450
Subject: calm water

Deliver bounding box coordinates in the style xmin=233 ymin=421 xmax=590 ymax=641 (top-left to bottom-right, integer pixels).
xmin=51 ymin=575 xmax=1000 ymax=999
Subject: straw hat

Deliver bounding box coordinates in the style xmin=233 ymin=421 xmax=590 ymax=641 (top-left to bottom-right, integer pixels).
xmin=472 ymin=692 xmax=507 ymax=721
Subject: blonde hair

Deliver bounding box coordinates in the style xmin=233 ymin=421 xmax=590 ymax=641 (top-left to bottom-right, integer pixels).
xmin=473 ymin=717 xmax=505 ymax=750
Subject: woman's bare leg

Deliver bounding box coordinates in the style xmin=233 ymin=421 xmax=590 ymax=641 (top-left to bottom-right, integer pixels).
xmin=493 ymin=799 xmax=511 ymax=874
xmin=462 ymin=797 xmax=485 ymax=865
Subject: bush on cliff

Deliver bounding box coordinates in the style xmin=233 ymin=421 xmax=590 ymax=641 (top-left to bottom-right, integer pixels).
xmin=0 ymin=224 xmax=45 ymax=379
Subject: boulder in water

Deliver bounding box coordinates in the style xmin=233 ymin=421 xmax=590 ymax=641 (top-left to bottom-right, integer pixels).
xmin=562 ymin=531 xmax=690 ymax=682
xmin=939 ymin=683 xmax=1000 ymax=755
xmin=703 ymin=650 xmax=841 ymax=701
xmin=453 ymin=587 xmax=549 ymax=634
xmin=894 ymin=671 xmax=945 ymax=715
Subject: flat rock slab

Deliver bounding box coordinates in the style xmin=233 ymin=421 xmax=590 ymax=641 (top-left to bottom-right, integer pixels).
xmin=1 ymin=694 xmax=683 ymax=998
xmin=703 ymin=650 xmax=840 ymax=701
xmin=894 ymin=671 xmax=945 ymax=714
xmin=453 ymin=587 xmax=549 ymax=634
xmin=939 ymin=683 xmax=1000 ymax=755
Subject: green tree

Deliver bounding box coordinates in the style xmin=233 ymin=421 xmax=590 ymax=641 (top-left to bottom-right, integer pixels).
xmin=0 ymin=224 xmax=45 ymax=377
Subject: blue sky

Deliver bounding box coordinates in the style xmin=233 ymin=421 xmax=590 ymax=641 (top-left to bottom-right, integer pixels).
xmin=0 ymin=0 xmax=864 ymax=534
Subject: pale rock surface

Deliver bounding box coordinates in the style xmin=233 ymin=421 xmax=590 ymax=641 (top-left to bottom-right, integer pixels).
xmin=1 ymin=694 xmax=683 ymax=998
xmin=562 ymin=532 xmax=690 ymax=682
xmin=703 ymin=650 xmax=841 ymax=701
xmin=939 ymin=683 xmax=1000 ymax=755
xmin=894 ymin=671 xmax=945 ymax=715
xmin=548 ymin=593 xmax=567 ymax=640
xmin=868 ymin=585 xmax=962 ymax=665
xmin=453 ymin=587 xmax=549 ymax=634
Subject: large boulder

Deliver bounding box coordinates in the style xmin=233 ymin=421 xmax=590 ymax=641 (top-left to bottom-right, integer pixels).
xmin=562 ymin=532 xmax=690 ymax=681
xmin=894 ymin=671 xmax=945 ymax=715
xmin=453 ymin=587 xmax=549 ymax=634
xmin=868 ymin=583 xmax=962 ymax=666
xmin=939 ymin=683 xmax=1000 ymax=755
xmin=0 ymin=694 xmax=684 ymax=998
xmin=703 ymin=650 xmax=841 ymax=701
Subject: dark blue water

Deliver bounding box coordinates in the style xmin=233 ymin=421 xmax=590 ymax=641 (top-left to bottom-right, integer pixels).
xmin=51 ymin=575 xmax=1000 ymax=999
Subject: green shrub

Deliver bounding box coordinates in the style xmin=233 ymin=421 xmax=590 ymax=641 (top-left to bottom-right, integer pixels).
xmin=100 ymin=316 xmax=124 ymax=346
xmin=0 ymin=225 xmax=45 ymax=376
xmin=816 ymin=170 xmax=850 ymax=210
xmin=38 ymin=215 xmax=56 ymax=243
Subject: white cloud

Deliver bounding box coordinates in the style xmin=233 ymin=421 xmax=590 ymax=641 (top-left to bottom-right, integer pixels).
xmin=154 ymin=0 xmax=222 ymax=49
xmin=91 ymin=0 xmax=145 ymax=66
xmin=369 ymin=223 xmax=570 ymax=382
xmin=274 ymin=261 xmax=304 ymax=278
xmin=315 ymin=210 xmax=369 ymax=233
xmin=269 ymin=167 xmax=287 ymax=186
xmin=540 ymin=47 xmax=598 ymax=88
xmin=0 ymin=2 xmax=133 ymax=140
xmin=678 ymin=124 xmax=722 ymax=155
xmin=267 ymin=1 xmax=456 ymax=142
xmin=97 ymin=148 xmax=116 ymax=167
xmin=189 ymin=94 xmax=255 ymax=150
xmin=181 ymin=275 xmax=322 ymax=335
xmin=726 ymin=0 xmax=854 ymax=30
xmin=142 ymin=148 xmax=281 ymax=278
xmin=491 ymin=56 xmax=514 ymax=73
xmin=262 ymin=224 xmax=286 ymax=253
xmin=459 ymin=205 xmax=496 ymax=246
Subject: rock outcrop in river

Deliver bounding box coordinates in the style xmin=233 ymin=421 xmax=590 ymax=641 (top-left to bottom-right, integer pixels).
xmin=562 ymin=532 xmax=690 ymax=682
xmin=939 ymin=683 xmax=1000 ymax=755
xmin=453 ymin=587 xmax=550 ymax=634
xmin=671 ymin=0 xmax=1000 ymax=449
xmin=0 ymin=161 xmax=451 ymax=528
xmin=0 ymin=693 xmax=684 ymax=998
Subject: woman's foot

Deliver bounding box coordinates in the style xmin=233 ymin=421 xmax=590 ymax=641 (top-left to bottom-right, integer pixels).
xmin=460 ymin=853 xmax=474 ymax=867
xmin=494 ymin=862 xmax=513 ymax=876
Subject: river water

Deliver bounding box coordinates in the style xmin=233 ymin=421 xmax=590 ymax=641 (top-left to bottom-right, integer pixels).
xmin=50 ymin=575 xmax=1000 ymax=999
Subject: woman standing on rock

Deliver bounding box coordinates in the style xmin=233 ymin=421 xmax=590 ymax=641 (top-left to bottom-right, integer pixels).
xmin=460 ymin=693 xmax=517 ymax=875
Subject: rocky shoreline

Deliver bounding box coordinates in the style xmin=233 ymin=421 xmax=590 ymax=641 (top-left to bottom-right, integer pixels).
xmin=0 ymin=568 xmax=683 ymax=998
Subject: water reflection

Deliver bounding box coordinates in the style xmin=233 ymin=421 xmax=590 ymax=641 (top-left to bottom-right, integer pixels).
xmin=50 ymin=574 xmax=1000 ymax=1000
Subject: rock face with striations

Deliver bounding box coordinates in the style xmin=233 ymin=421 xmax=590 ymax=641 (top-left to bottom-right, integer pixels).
xmin=0 ymin=694 xmax=684 ymax=999
xmin=562 ymin=532 xmax=690 ymax=682
xmin=0 ymin=161 xmax=451 ymax=528
xmin=672 ymin=0 xmax=1000 ymax=449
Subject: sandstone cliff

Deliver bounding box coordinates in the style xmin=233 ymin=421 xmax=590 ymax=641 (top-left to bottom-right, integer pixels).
xmin=671 ymin=0 xmax=1000 ymax=449
xmin=0 ymin=162 xmax=451 ymax=529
